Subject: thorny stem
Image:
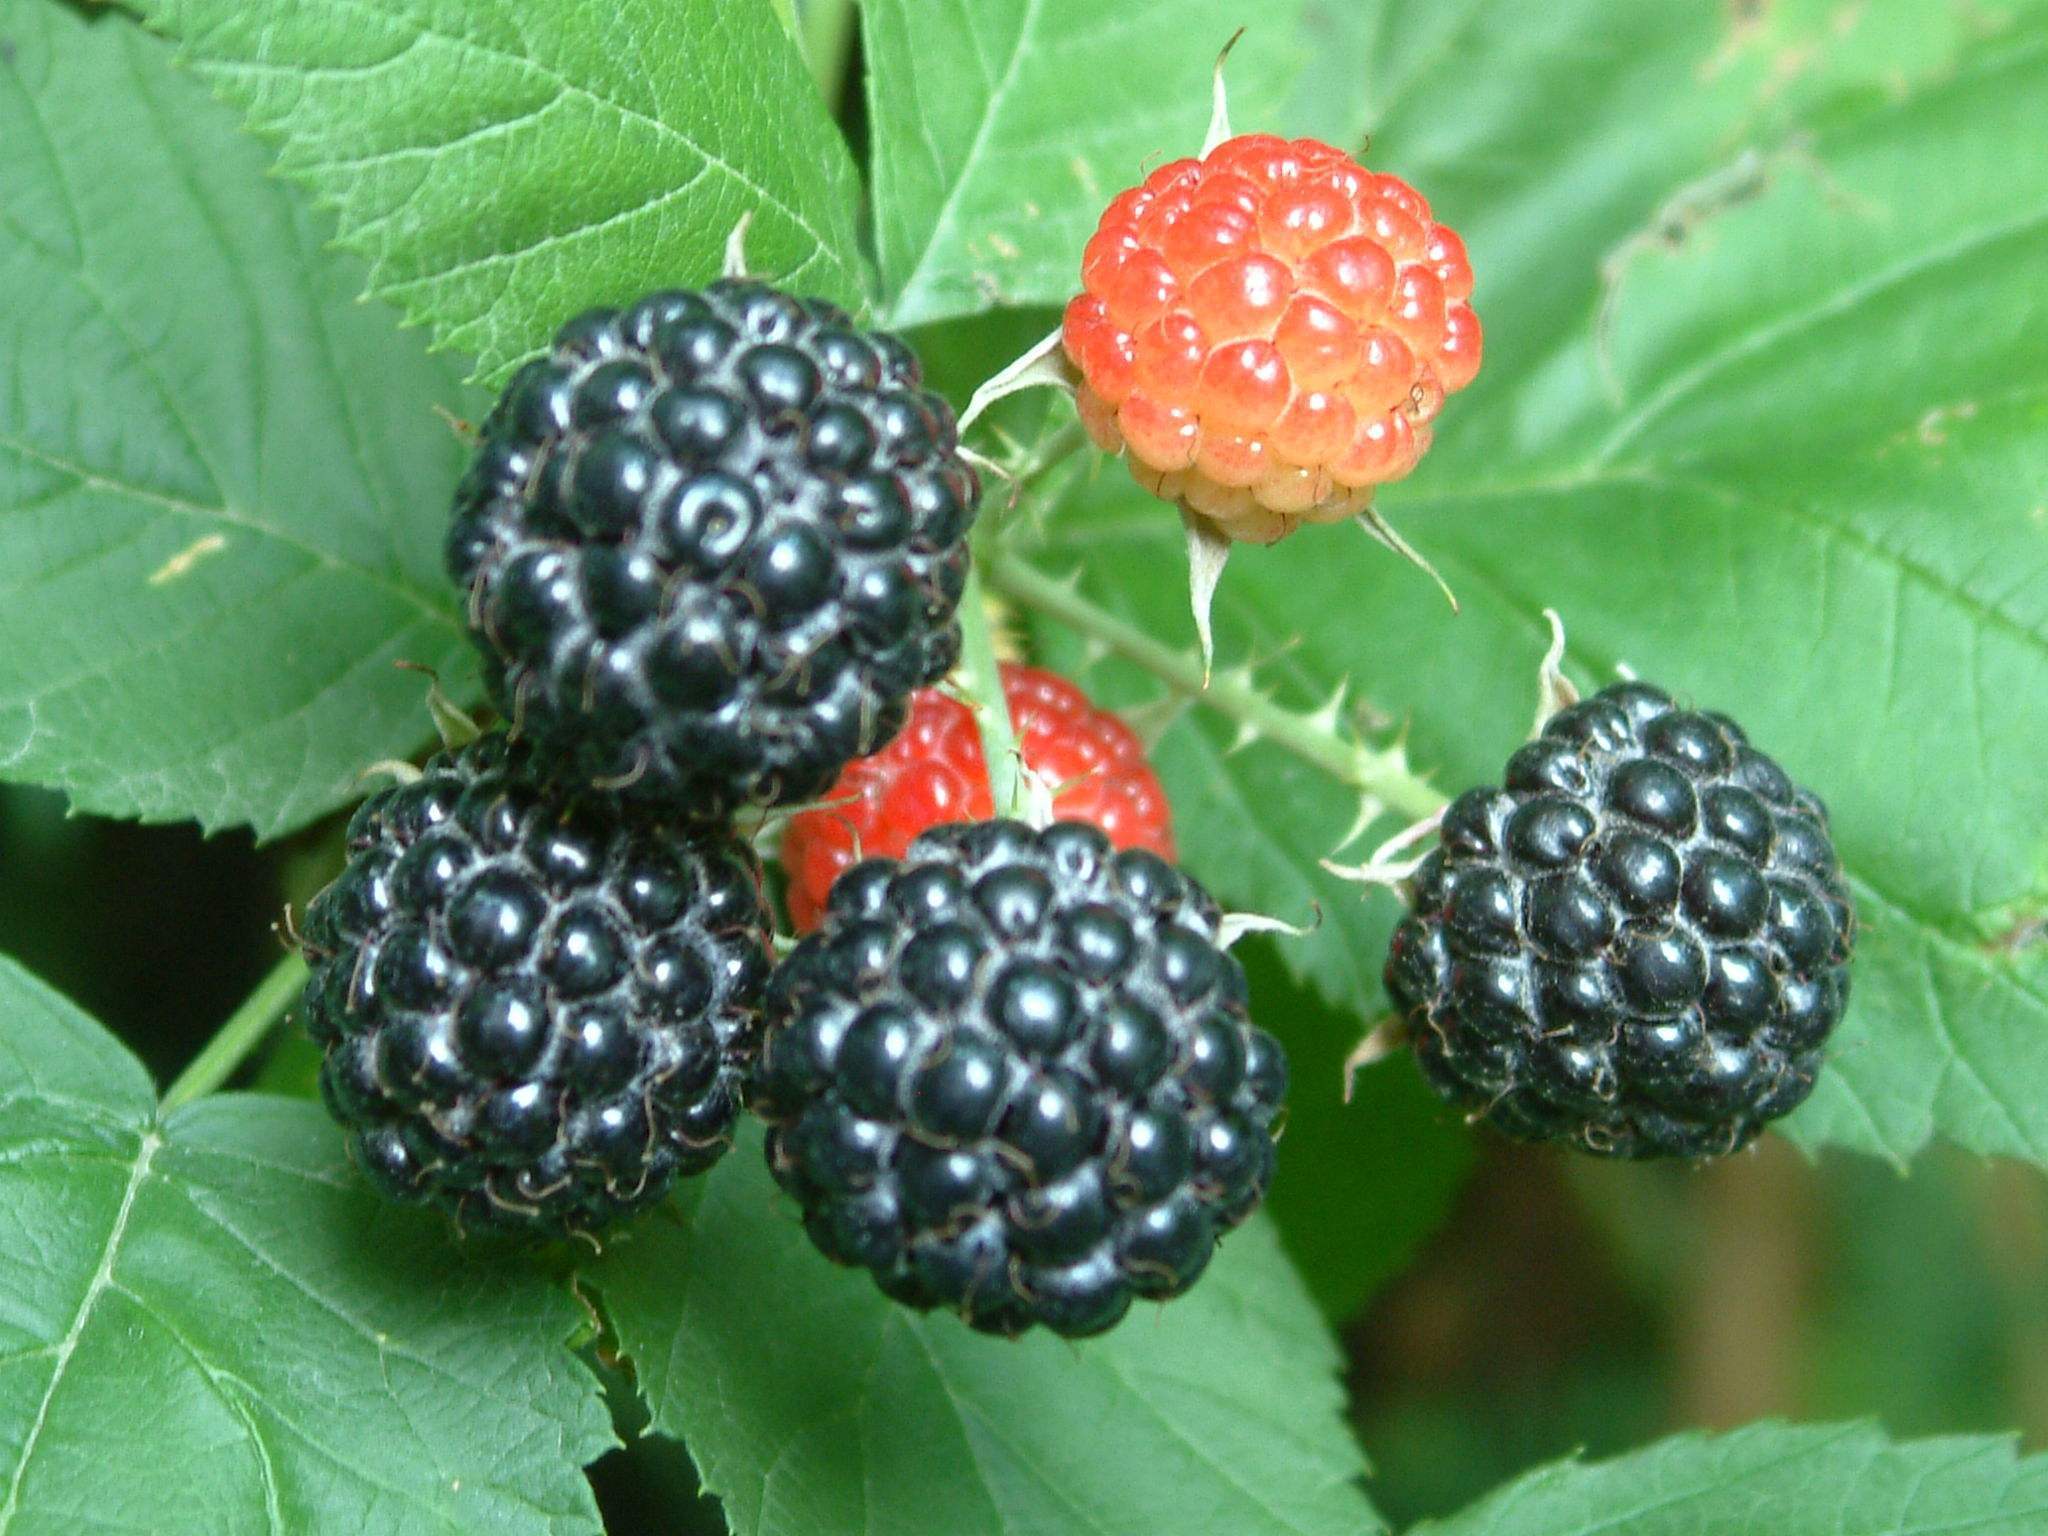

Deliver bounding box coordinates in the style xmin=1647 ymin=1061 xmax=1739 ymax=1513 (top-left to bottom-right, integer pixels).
xmin=954 ymin=560 xmax=1027 ymax=819
xmin=983 ymin=548 xmax=1448 ymax=824
xmin=160 ymin=951 xmax=310 ymax=1112
xmin=1004 ymin=420 xmax=1089 ymax=498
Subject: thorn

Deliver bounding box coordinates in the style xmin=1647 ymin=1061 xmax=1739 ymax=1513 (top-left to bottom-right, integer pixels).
xmin=959 ymin=326 xmax=1074 ymax=436
xmin=1202 ymin=29 xmax=1247 ymax=156
xmin=1182 ymin=510 xmax=1232 ymax=684
xmin=1305 ymin=679 xmax=1350 ymax=736
xmin=1225 ymin=718 xmax=1261 ymax=756
xmin=1343 ymin=1015 xmax=1409 ymax=1101
xmin=1531 ymin=607 xmax=1579 ymax=737
xmin=1356 ymin=506 xmax=1458 ymax=612
xmin=1327 ymin=792 xmax=1388 ymax=860
xmin=1214 ymin=659 xmax=1261 ymax=694
xmin=1121 ymin=691 xmax=1190 ymax=749
xmin=723 ymin=211 xmax=754 ymax=279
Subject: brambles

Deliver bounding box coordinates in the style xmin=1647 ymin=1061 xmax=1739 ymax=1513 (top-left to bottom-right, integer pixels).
xmin=1063 ymin=133 xmax=1480 ymax=545
xmin=448 ymin=283 xmax=980 ymax=818
xmin=1383 ymin=682 xmax=1855 ymax=1159
xmin=780 ymin=662 xmax=1175 ymax=930
xmin=750 ymin=820 xmax=1287 ymax=1337
xmin=299 ymin=735 xmax=772 ymax=1235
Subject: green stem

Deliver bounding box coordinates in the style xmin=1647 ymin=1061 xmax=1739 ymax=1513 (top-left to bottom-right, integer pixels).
xmin=160 ymin=951 xmax=309 ymax=1112
xmin=1007 ymin=420 xmax=1088 ymax=495
xmin=984 ymin=548 xmax=1448 ymax=823
xmin=955 ymin=560 xmax=1026 ymax=819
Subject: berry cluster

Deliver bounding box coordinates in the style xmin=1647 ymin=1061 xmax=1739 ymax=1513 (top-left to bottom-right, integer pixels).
xmin=752 ymin=821 xmax=1286 ymax=1337
xmin=1064 ymin=133 xmax=1481 ymax=543
xmin=300 ymin=736 xmax=772 ymax=1232
xmin=302 ymin=275 xmax=1282 ymax=1327
xmin=305 ymin=284 xmax=981 ymax=1240
xmin=287 ymin=92 xmax=1850 ymax=1355
xmin=448 ymin=282 xmax=979 ymax=817
xmin=1384 ymin=683 xmax=1855 ymax=1159
xmin=780 ymin=663 xmax=1176 ymax=931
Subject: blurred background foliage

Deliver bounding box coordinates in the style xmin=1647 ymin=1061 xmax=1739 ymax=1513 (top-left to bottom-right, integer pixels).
xmin=14 ymin=778 xmax=2044 ymax=1530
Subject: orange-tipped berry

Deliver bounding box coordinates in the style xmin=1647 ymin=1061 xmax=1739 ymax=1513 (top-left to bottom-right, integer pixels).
xmin=1064 ymin=134 xmax=1480 ymax=544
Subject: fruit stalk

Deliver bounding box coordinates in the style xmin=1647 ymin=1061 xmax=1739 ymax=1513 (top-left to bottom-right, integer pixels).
xmin=161 ymin=951 xmax=310 ymax=1111
xmin=954 ymin=560 xmax=1027 ymax=819
xmin=984 ymin=548 xmax=1446 ymax=822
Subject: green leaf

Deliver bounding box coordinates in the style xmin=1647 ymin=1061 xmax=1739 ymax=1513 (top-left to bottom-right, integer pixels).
xmin=139 ymin=0 xmax=871 ymax=385
xmin=586 ymin=1124 xmax=1382 ymax=1536
xmin=0 ymin=954 xmax=612 ymax=1534
xmin=0 ymin=4 xmax=479 ymax=838
xmin=1016 ymin=0 xmax=2048 ymax=1166
xmin=1409 ymin=1421 xmax=2048 ymax=1535
xmin=1238 ymin=938 xmax=1474 ymax=1322
xmin=862 ymin=0 xmax=1352 ymax=328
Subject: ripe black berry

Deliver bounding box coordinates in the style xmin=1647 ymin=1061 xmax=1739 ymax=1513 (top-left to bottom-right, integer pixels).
xmin=448 ymin=283 xmax=980 ymax=815
xmin=750 ymin=820 xmax=1287 ymax=1337
xmin=299 ymin=734 xmax=773 ymax=1234
xmin=1385 ymin=682 xmax=1854 ymax=1159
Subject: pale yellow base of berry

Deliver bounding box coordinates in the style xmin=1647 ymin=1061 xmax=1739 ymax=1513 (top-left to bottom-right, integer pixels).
xmin=1134 ymin=461 xmax=1372 ymax=544
xmin=1079 ymin=383 xmax=1380 ymax=544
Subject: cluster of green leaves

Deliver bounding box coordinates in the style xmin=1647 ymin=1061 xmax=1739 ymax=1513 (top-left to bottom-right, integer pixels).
xmin=0 ymin=0 xmax=2044 ymax=1530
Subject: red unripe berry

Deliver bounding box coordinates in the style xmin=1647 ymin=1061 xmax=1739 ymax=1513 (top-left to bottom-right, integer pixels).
xmin=779 ymin=665 xmax=1176 ymax=931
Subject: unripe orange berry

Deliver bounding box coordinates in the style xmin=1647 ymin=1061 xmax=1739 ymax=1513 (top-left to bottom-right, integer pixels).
xmin=1063 ymin=133 xmax=1481 ymax=543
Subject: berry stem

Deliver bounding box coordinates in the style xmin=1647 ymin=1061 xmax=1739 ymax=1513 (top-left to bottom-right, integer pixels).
xmin=160 ymin=952 xmax=309 ymax=1113
xmin=1008 ymin=420 xmax=1090 ymax=495
xmin=953 ymin=561 xmax=1027 ymax=820
xmin=983 ymin=549 xmax=1447 ymax=822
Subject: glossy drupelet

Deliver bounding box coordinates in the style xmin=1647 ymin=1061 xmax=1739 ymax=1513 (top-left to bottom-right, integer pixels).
xmin=750 ymin=820 xmax=1287 ymax=1337
xmin=1064 ymin=133 xmax=1481 ymax=543
xmin=1384 ymin=683 xmax=1855 ymax=1160
xmin=448 ymin=282 xmax=980 ymax=815
xmin=780 ymin=663 xmax=1176 ymax=931
xmin=299 ymin=735 xmax=773 ymax=1235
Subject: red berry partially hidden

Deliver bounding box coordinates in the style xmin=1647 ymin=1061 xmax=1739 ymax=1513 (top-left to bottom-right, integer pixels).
xmin=1065 ymin=134 xmax=1481 ymax=544
xmin=780 ymin=664 xmax=1175 ymax=930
